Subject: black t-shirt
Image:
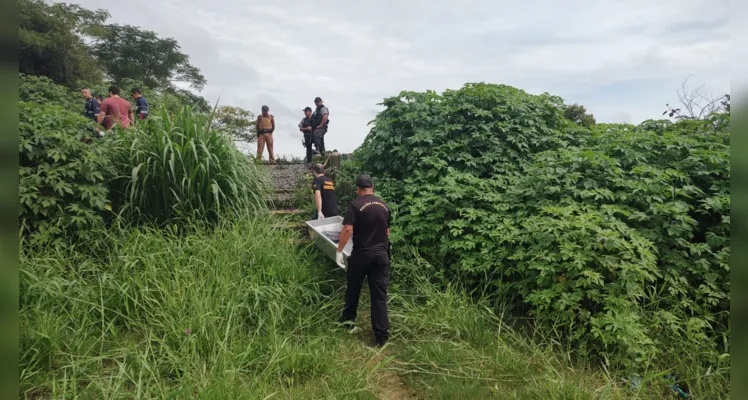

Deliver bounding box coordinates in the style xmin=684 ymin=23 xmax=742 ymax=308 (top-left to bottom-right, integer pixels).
xmin=342 ymin=194 xmax=391 ymax=253
xmin=312 ymin=175 xmax=339 ymax=217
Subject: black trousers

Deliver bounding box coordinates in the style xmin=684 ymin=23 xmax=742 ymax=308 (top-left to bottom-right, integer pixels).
xmin=303 ymin=133 xmax=313 ymax=163
xmin=341 ymin=250 xmax=390 ymax=344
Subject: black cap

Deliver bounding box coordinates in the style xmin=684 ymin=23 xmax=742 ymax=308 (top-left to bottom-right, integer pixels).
xmin=303 ymin=106 xmax=312 ymax=112
xmin=355 ymin=174 xmax=373 ymax=189
xmin=314 ymin=97 xmax=322 ymax=102
xmin=261 ymin=105 xmax=269 ymax=111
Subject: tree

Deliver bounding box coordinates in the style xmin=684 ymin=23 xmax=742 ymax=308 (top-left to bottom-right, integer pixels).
xmin=212 ymin=106 xmax=257 ymax=143
xmin=19 ymin=0 xmax=108 ymax=87
xmin=663 ymin=76 xmax=729 ymax=120
xmin=88 ymin=24 xmax=206 ymax=90
xmin=562 ymin=103 xmax=596 ymax=127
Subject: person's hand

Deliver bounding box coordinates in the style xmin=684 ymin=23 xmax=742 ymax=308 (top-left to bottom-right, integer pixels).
xmin=317 ymin=212 xmax=324 ymax=220
xmin=335 ymin=251 xmax=345 ymax=268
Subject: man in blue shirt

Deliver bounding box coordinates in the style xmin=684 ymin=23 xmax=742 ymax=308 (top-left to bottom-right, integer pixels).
xmin=81 ymin=87 xmax=100 ymax=122
xmin=130 ymin=87 xmax=149 ymax=121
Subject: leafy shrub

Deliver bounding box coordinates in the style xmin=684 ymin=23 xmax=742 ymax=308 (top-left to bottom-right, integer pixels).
xmin=108 ymin=106 xmax=272 ymax=225
xmin=19 ymin=101 xmax=114 ymax=247
xmin=19 ymin=73 xmax=79 ymax=110
xmin=354 ymin=83 xmax=730 ymax=371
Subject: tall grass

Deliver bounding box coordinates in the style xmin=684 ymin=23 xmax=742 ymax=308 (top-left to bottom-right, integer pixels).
xmin=109 ymin=106 xmax=272 ymax=225
xmin=19 ymin=215 xmax=380 ymax=399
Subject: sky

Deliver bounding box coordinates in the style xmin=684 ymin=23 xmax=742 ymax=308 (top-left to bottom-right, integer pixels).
xmin=61 ymin=0 xmax=730 ymax=159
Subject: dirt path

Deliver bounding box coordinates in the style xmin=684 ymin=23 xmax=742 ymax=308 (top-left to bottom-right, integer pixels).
xmin=268 ymin=161 xmax=417 ymax=400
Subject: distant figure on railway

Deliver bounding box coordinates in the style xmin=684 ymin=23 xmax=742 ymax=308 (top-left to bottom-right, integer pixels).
xmin=311 ymin=163 xmax=338 ymax=220
xmin=311 ymin=97 xmax=329 ymax=156
xmin=130 ymin=87 xmax=149 ymax=121
xmin=299 ymin=107 xmax=314 ymax=165
xmin=256 ymin=105 xmax=275 ymax=164
xmin=98 ymin=85 xmax=133 ymax=130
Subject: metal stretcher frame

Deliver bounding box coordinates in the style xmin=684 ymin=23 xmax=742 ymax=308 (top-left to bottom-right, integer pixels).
xmin=304 ymin=216 xmax=352 ymax=270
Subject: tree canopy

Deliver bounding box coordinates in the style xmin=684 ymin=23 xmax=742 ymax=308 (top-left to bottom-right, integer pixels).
xmin=19 ymin=0 xmax=108 ymax=87
xmin=88 ymin=24 xmax=206 ymax=90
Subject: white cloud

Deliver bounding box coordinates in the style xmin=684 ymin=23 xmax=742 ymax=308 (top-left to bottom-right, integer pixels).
xmin=61 ymin=0 xmax=730 ymax=158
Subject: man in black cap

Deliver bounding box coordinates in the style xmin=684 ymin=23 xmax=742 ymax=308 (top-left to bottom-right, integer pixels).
xmin=299 ymin=106 xmax=314 ymax=164
xmin=311 ymin=97 xmax=329 ymax=155
xmin=336 ymin=174 xmax=392 ymax=347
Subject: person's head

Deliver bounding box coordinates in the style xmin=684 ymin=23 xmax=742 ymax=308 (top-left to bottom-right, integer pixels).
xmin=261 ymin=105 xmax=269 ymax=116
xmin=108 ymin=85 xmax=121 ymax=97
xmin=313 ymin=164 xmax=325 ymax=177
xmin=81 ymin=87 xmax=92 ymax=99
xmin=355 ymin=174 xmax=374 ymax=196
xmin=314 ymin=97 xmax=323 ymax=107
xmin=130 ymin=87 xmax=142 ymax=99
xmin=303 ymin=106 xmax=312 ymax=118
xmin=93 ymin=93 xmax=103 ymax=102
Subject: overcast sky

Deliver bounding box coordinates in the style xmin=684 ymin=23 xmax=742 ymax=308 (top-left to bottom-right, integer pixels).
xmin=62 ymin=0 xmax=730 ymax=159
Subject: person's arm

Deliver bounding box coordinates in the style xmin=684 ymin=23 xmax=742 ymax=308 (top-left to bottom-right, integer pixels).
xmin=317 ymin=113 xmax=328 ymax=128
xmin=270 ymin=115 xmax=275 ymax=133
xmin=97 ymin=102 xmax=106 ymax=125
xmin=337 ymin=203 xmax=356 ymax=253
xmin=256 ymin=116 xmax=261 ymax=133
xmin=315 ymin=190 xmax=323 ymax=214
xmin=337 ymin=225 xmax=353 ymax=253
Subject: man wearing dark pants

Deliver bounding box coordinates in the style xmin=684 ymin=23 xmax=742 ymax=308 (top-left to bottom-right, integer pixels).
xmin=299 ymin=107 xmax=314 ymax=164
xmin=336 ymin=174 xmax=392 ymax=347
xmin=311 ymin=97 xmax=329 ymax=155
xmin=312 ymin=164 xmax=338 ymax=219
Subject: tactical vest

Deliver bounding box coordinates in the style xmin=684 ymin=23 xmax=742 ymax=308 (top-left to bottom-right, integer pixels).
xmin=257 ymin=114 xmax=274 ymax=131
xmin=311 ymin=106 xmax=329 ymax=128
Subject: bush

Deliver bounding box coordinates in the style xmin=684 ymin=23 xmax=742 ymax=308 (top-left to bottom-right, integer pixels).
xmin=19 ymin=101 xmax=115 ymax=248
xmin=108 ymin=106 xmax=272 ymax=225
xmin=354 ymin=83 xmax=730 ymax=371
xmin=20 ymin=73 xmax=80 ymax=110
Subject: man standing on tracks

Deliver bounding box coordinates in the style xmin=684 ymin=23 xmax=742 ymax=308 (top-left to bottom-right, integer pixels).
xmin=336 ymin=174 xmax=392 ymax=347
xmin=311 ymin=97 xmax=329 ymax=156
xmin=312 ymin=164 xmax=338 ymax=220
xmin=299 ymin=107 xmax=314 ymax=165
xmin=256 ymin=105 xmax=275 ymax=164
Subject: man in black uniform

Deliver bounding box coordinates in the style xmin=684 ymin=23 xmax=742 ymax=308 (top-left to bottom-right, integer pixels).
xmin=311 ymin=164 xmax=338 ymax=219
xmin=299 ymin=107 xmax=314 ymax=165
xmin=311 ymin=97 xmax=329 ymax=156
xmin=336 ymin=174 xmax=392 ymax=347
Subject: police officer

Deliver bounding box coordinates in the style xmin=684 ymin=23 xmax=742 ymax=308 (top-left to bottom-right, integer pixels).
xmin=311 ymin=164 xmax=338 ymax=219
xmin=299 ymin=107 xmax=314 ymax=164
xmin=336 ymin=174 xmax=392 ymax=347
xmin=80 ymin=87 xmax=102 ymax=141
xmin=130 ymin=87 xmax=149 ymax=121
xmin=311 ymin=97 xmax=329 ymax=156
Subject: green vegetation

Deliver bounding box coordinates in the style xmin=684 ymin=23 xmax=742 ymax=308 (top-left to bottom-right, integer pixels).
xmin=18 ymin=1 xmax=729 ymax=398
xmin=345 ymin=82 xmax=730 ymax=395
xmin=108 ymin=106 xmax=271 ymax=226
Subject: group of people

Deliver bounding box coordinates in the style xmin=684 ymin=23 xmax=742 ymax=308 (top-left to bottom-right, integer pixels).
xmin=81 ymin=85 xmax=149 ymax=135
xmin=255 ymin=96 xmax=330 ymax=164
xmin=310 ymin=164 xmax=392 ymax=348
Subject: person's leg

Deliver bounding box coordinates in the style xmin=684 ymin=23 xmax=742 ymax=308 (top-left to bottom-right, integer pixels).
xmin=304 ymin=133 xmax=313 ymax=164
xmin=313 ymin=128 xmax=325 ymax=156
xmin=368 ymin=252 xmax=390 ymax=346
xmin=340 ymin=254 xmax=368 ymax=325
xmin=256 ymin=134 xmax=266 ymax=161
xmin=266 ymin=134 xmax=275 ymax=164
xmin=320 ymin=130 xmax=326 ymax=154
